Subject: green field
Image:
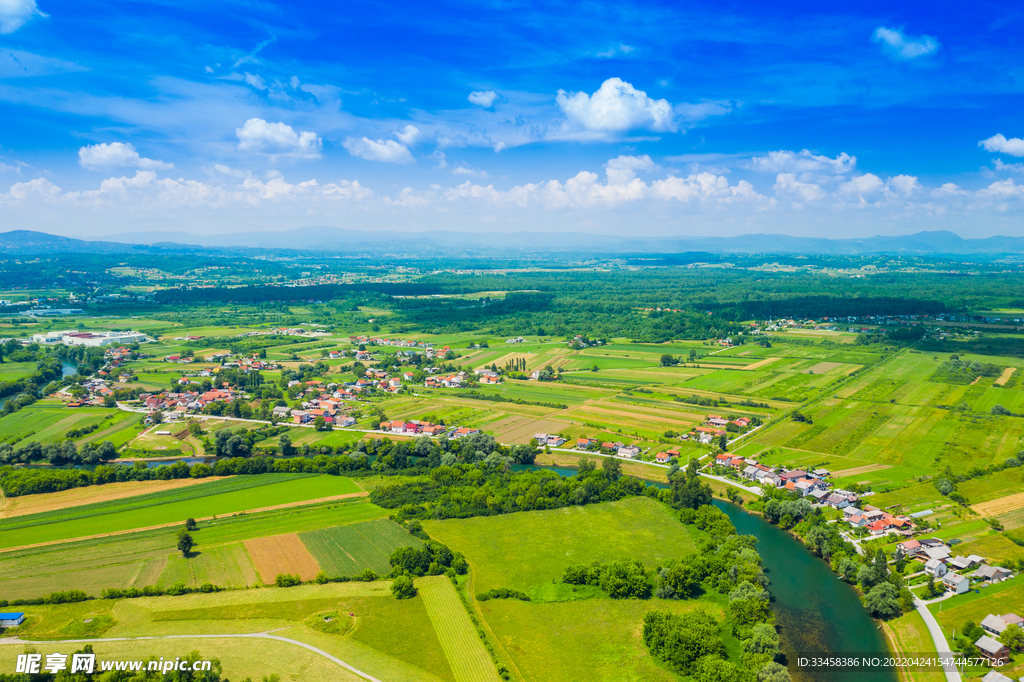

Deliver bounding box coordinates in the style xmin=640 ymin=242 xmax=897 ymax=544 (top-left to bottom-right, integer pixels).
xmin=301 ymin=518 xmax=423 ymax=576
xmin=418 ymin=575 xmax=502 ymax=682
xmin=423 ymin=497 xmax=727 ymax=682
xmin=0 ymin=497 xmax=388 ymax=600
xmin=0 ymin=403 xmax=141 ymax=447
xmin=0 ymin=474 xmax=362 ymax=549
xmin=159 ymin=542 xmax=260 ymax=588
xmin=0 ymin=582 xmax=455 ymax=682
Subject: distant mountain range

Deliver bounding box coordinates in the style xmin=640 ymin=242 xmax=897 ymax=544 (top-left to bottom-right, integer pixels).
xmin=2 ymin=228 xmax=1024 ymax=257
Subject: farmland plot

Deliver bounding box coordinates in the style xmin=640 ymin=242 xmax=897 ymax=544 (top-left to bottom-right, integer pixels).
xmin=301 ymin=518 xmax=422 ymax=576
xmin=245 ymin=533 xmax=321 ymax=583
xmin=160 ymin=543 xmax=259 ymax=588
xmin=418 ymin=575 xmax=502 ymax=682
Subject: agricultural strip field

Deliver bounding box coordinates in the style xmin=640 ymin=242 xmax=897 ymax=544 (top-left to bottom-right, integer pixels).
xmin=160 ymin=542 xmax=259 ymax=587
xmin=301 ymin=518 xmax=423 ymax=577
xmin=0 ymin=497 xmax=387 ymax=600
xmin=417 ymin=575 xmax=502 ymax=682
xmin=0 ymin=477 xmax=224 ymax=519
xmin=0 ymin=403 xmax=142 ymax=447
xmin=245 ymin=533 xmax=322 ymax=583
xmin=0 ymin=474 xmax=362 ymax=549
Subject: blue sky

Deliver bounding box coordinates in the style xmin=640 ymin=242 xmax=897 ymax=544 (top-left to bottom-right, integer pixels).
xmin=1 ymin=0 xmax=1023 ymax=238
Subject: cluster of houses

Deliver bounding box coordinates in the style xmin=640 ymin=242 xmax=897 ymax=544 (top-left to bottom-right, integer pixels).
xmin=425 ymin=372 xmax=469 ymax=388
xmin=61 ymin=378 xmax=116 ymax=407
xmin=974 ymin=613 xmax=1024 ymax=667
xmin=534 ymin=433 xmax=567 ymax=448
xmin=140 ymin=388 xmax=237 ymax=417
xmin=348 ymin=335 xmax=434 ymax=350
xmin=689 ymin=414 xmax=752 ymax=444
xmin=574 ymin=437 xmax=643 ymax=459
xmin=383 ymin=420 xmax=449 ymax=436
xmin=474 ymin=368 xmax=502 ymax=384
xmin=712 ymin=455 xmax=861 ymax=507
xmin=896 ymin=536 xmax=1013 ymax=599
xmin=842 ymin=505 xmax=916 ymax=535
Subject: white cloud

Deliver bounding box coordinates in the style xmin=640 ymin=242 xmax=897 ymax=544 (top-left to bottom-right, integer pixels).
xmin=596 ymin=44 xmax=634 ymax=58
xmin=0 ymin=0 xmax=46 ymax=34
xmin=555 ymin=78 xmax=676 ymax=137
xmin=468 ymin=90 xmax=498 ymax=108
xmin=747 ymin=150 xmax=856 ymax=175
xmin=8 ymin=176 xmax=59 ymax=200
xmin=236 ymin=118 xmax=322 ymax=159
xmin=605 ymin=154 xmax=655 ymax=184
xmin=78 ymin=142 xmax=174 ymax=171
xmin=213 ymin=164 xmax=251 ymax=178
xmin=932 ymin=183 xmax=967 ymax=197
xmin=452 ymin=165 xmax=489 ymax=178
xmin=242 ymin=72 xmax=267 ymax=90
xmin=887 ymin=175 xmax=921 ymax=195
xmin=432 ymin=150 xmax=448 ymax=169
xmin=839 ymin=173 xmax=885 ymax=200
xmin=675 ymin=100 xmax=736 ymax=122
xmin=994 ymin=159 xmax=1024 ymax=173
xmin=977 ymin=179 xmax=1024 ymax=201
xmin=980 ymin=134 xmax=1024 ymax=157
xmin=342 ymin=137 xmax=414 ymax=164
xmin=774 ymin=173 xmax=824 ymax=203
xmin=872 ymin=27 xmax=940 ymax=60
xmin=395 ymin=124 xmax=422 ymax=146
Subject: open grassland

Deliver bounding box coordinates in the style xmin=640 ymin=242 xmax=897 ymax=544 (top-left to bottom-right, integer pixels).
xmin=423 ymin=497 xmax=698 ymax=593
xmin=301 ymin=518 xmax=422 ymax=577
xmin=245 ymin=533 xmax=322 ymax=583
xmin=425 ymin=497 xmax=736 ymax=682
xmin=0 ymin=577 xmax=454 ymax=679
xmin=883 ymin=609 xmax=946 ymax=682
xmin=418 ymin=576 xmax=502 ymax=682
xmin=160 ymin=543 xmax=259 ymax=588
xmin=0 ymin=360 xmax=40 ymax=382
xmin=0 ymin=404 xmax=140 ymax=447
xmin=0 ymin=476 xmax=223 ymax=519
xmin=0 ymin=474 xmax=361 ymax=549
xmin=0 ymin=635 xmax=362 ymax=682
xmin=0 ymin=497 xmax=387 ymax=599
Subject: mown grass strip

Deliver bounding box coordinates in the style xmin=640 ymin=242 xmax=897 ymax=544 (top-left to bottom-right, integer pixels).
xmin=418 ymin=575 xmax=501 ymax=682
xmin=0 ymin=474 xmax=319 ymax=531
xmin=0 ymin=475 xmax=361 ymax=549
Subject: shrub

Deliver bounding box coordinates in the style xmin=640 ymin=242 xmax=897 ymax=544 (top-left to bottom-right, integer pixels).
xmin=275 ymin=573 xmax=301 ymax=587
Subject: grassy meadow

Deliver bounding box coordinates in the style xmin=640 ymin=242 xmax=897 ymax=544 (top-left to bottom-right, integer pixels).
xmin=423 ymin=497 xmax=739 ymax=682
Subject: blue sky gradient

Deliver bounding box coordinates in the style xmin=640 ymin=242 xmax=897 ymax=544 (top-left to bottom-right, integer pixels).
xmin=1 ymin=0 xmax=1023 ymax=237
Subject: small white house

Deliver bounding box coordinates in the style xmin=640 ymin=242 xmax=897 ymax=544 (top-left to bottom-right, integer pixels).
xmin=942 ymin=572 xmax=970 ymax=595
xmin=924 ymin=558 xmax=947 ymax=578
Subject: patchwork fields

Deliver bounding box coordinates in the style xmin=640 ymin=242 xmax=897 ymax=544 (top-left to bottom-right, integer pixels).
xmin=302 ymin=518 xmax=423 ymax=576
xmin=0 ymin=474 xmax=362 ymax=549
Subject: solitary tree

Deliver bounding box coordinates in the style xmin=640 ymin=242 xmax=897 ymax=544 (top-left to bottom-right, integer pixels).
xmin=1001 ymin=623 xmax=1024 ymax=652
xmin=391 ymin=574 xmax=416 ymax=599
xmin=177 ymin=531 xmax=194 ymax=558
xmin=185 ymin=518 xmax=197 ymax=531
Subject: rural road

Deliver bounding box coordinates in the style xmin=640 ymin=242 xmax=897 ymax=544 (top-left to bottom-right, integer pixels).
xmin=0 ymin=632 xmax=384 ymax=682
xmin=913 ymin=598 xmax=963 ymax=682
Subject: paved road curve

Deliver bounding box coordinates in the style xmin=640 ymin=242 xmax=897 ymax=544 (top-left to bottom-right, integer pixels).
xmin=913 ymin=597 xmax=963 ymax=682
xmin=0 ymin=632 xmax=384 ymax=682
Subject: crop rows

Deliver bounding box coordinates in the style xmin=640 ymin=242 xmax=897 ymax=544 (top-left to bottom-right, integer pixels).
xmin=0 ymin=473 xmax=317 ymax=532
xmin=300 ymin=518 xmax=422 ymax=576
